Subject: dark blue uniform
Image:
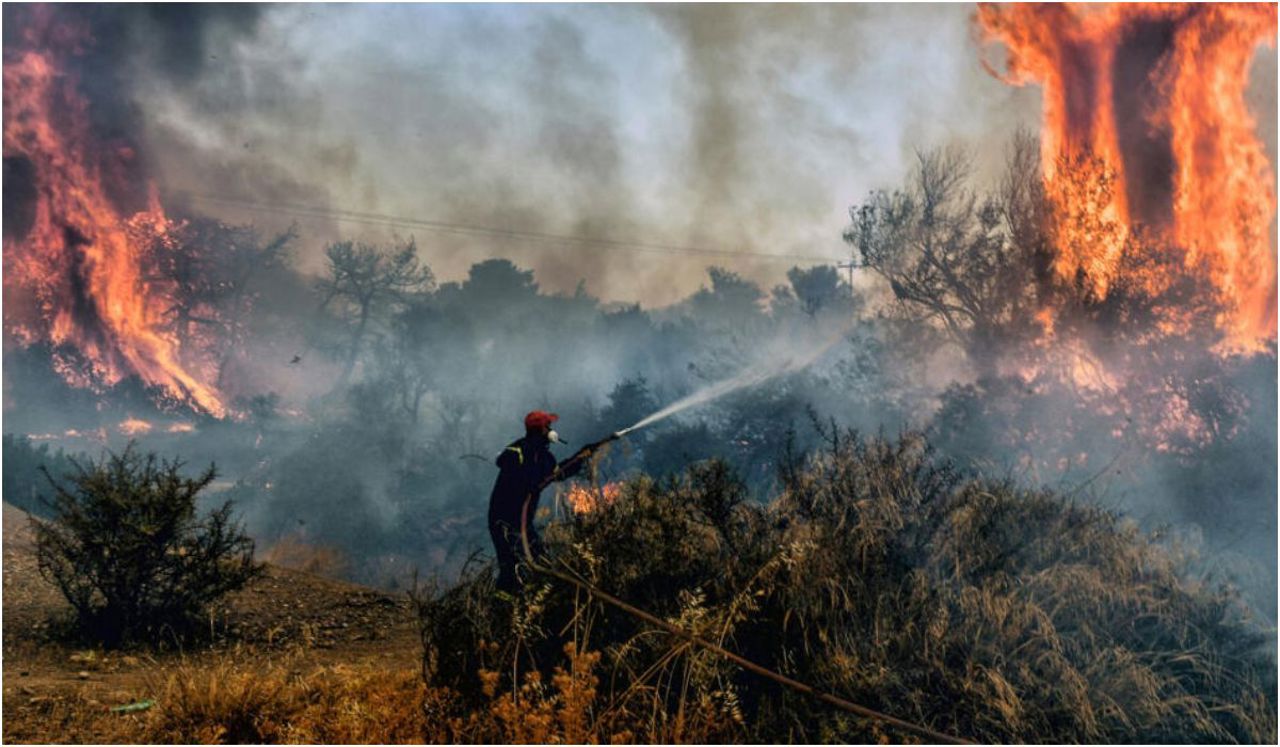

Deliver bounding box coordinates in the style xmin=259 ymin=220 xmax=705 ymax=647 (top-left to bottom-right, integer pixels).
xmin=488 ymin=435 xmax=580 ymax=592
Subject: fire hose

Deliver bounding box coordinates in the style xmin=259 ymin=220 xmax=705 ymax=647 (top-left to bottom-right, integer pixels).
xmin=516 ymin=434 xmax=971 ymax=745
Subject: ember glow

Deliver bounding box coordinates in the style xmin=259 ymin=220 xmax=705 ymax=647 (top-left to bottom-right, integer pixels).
xmin=977 ymin=2 xmax=1278 ymax=350
xmin=563 ymin=482 xmax=622 ymax=515
xmin=117 ymin=417 xmax=154 ymax=436
xmin=2 ymin=11 xmax=227 ymax=416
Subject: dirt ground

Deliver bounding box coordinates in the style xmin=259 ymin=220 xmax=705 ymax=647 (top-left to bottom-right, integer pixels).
xmin=1 ymin=502 xmax=423 ymax=743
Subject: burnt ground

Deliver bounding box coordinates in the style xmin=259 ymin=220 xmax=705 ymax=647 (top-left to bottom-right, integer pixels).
xmin=1 ymin=502 xmax=423 ymax=743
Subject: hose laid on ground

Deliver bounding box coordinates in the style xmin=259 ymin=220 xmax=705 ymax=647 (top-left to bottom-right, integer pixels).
xmin=517 ymin=471 xmax=972 ymax=745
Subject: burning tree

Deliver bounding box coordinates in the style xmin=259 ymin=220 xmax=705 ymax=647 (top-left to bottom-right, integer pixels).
xmin=855 ymin=144 xmax=1263 ymax=545
xmin=3 ymin=9 xmax=230 ymax=417
xmin=976 ymin=2 xmax=1278 ymax=351
xmin=868 ymin=4 xmax=1277 ymax=502
xmin=847 ymin=72 xmax=1272 ymax=578
xmin=144 ymin=218 xmax=297 ymax=393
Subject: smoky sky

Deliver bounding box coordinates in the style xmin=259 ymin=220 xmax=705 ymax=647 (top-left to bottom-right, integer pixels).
xmin=15 ymin=3 xmax=1276 ymax=306
xmin=4 ymin=4 xmax=267 ymax=198
xmin=91 ymin=2 xmax=1044 ymax=306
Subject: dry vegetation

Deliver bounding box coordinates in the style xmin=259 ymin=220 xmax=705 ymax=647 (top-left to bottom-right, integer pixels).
xmin=141 ymin=652 xmax=426 ymax=744
xmin=418 ymin=432 xmax=1277 ymax=744
xmin=3 ymin=652 xmax=425 ymax=745
xmin=4 ymin=433 xmax=1275 ymax=744
xmin=1 ymin=500 xmax=421 ymax=744
xmin=259 ymin=532 xmax=350 ymax=579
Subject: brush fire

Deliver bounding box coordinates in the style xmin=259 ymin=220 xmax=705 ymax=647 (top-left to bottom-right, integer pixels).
xmin=2 ymin=4 xmax=1276 ymax=745
xmin=561 ymin=481 xmax=623 ymax=515
xmin=978 ymin=2 xmax=1277 ymax=350
xmin=3 ymin=9 xmax=227 ymax=417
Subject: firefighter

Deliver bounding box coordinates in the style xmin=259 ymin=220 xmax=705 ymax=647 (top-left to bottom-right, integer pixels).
xmin=489 ymin=410 xmax=583 ymax=596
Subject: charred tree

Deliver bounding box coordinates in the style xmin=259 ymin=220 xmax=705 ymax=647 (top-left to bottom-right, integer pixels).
xmin=316 ymin=238 xmax=434 ymax=388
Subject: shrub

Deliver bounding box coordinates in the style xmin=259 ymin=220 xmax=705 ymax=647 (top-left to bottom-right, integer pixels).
xmin=418 ymin=432 xmax=1277 ymax=744
xmin=32 ymin=443 xmax=261 ymax=646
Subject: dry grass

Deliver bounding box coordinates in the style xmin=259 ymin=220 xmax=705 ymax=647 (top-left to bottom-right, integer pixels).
xmin=426 ymin=641 xmax=610 ymax=744
xmin=2 ymin=689 xmax=150 ymax=744
xmin=3 ymin=648 xmax=426 ymax=745
xmin=139 ymin=649 xmax=424 ymax=744
xmin=259 ymin=533 xmax=349 ymax=579
xmin=418 ymin=432 xmax=1277 ymax=744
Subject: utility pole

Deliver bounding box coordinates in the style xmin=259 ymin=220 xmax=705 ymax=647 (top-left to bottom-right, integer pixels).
xmin=837 ymin=260 xmax=860 ymax=296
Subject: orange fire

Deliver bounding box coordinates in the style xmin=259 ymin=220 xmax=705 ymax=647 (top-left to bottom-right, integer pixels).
xmin=3 ymin=11 xmax=227 ymax=416
xmin=563 ymin=482 xmax=622 ymax=515
xmin=977 ymin=3 xmax=1277 ymax=350
xmin=118 ymin=418 xmax=154 ymax=436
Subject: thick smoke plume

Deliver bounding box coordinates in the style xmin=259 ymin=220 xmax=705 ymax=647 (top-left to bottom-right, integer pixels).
xmin=94 ymin=4 xmax=1040 ymax=304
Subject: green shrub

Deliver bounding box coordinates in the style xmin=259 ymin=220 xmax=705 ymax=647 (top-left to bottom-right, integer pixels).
xmin=32 ymin=443 xmax=261 ymax=646
xmin=419 ymin=433 xmax=1276 ymax=743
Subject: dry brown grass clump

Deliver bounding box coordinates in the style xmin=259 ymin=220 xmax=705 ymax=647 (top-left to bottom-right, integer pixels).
xmin=3 ymin=649 xmax=428 ymax=745
xmin=259 ymin=532 xmax=350 ymax=579
xmin=417 ymin=641 xmax=619 ymax=744
xmin=141 ymin=651 xmax=425 ymax=744
xmin=765 ymin=433 xmax=1275 ymax=743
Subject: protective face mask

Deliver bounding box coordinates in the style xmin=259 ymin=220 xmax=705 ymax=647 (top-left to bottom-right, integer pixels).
xmin=547 ymin=429 xmax=567 ymax=445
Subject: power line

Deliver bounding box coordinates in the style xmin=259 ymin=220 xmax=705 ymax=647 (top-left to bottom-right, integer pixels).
xmin=176 ymin=191 xmax=841 ymax=264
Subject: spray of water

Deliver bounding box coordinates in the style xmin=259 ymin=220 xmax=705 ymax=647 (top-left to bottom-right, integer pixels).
xmin=616 ymin=324 xmax=850 ymax=437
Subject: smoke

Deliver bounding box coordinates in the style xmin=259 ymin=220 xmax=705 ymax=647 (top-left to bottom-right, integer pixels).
xmin=618 ymin=317 xmax=852 ymax=435
xmin=62 ymin=3 xmax=1041 ymax=304
xmin=2 ymin=4 xmax=268 ymax=210
xmin=9 ymin=2 xmax=1272 ymax=318
xmin=1111 ymin=16 xmax=1177 ymax=228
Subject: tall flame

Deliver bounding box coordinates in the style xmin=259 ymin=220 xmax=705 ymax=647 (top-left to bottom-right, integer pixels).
xmin=3 ymin=13 xmax=226 ymax=416
xmin=977 ymin=2 xmax=1277 ymax=349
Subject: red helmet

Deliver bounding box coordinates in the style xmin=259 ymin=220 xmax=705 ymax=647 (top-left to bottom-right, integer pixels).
xmin=524 ymin=410 xmax=559 ymax=430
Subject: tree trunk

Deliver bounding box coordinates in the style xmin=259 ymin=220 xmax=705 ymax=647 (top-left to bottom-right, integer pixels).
xmin=337 ymin=300 xmax=372 ymax=387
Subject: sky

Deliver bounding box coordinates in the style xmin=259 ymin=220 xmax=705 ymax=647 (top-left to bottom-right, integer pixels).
xmin=127 ymin=3 xmax=1272 ymax=306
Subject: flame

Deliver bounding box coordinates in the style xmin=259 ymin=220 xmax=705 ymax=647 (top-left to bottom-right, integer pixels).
xmin=2 ymin=10 xmax=226 ymax=416
xmin=563 ymin=482 xmax=622 ymax=515
xmin=118 ymin=418 xmax=154 ymax=436
xmin=977 ymin=3 xmax=1277 ymax=350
